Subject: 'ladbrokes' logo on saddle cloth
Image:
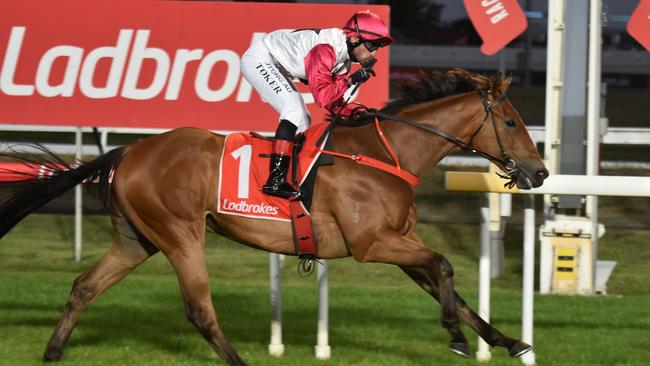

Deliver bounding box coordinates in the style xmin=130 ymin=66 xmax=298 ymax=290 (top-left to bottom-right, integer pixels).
xmin=217 ymin=123 xmax=329 ymax=221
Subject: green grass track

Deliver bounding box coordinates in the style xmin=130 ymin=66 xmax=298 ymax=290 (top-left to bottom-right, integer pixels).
xmin=1 ymin=213 xmax=649 ymax=366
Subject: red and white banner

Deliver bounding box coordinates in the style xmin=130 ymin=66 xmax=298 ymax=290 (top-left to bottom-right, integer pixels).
xmin=463 ymin=0 xmax=527 ymax=55
xmin=0 ymin=0 xmax=390 ymax=132
xmin=627 ymin=0 xmax=650 ymax=52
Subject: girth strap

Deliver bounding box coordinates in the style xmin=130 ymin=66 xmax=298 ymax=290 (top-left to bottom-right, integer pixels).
xmin=289 ymin=199 xmax=316 ymax=259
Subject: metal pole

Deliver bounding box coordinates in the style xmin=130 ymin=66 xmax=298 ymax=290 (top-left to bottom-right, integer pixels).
xmin=489 ymin=192 xmax=502 ymax=278
xmin=268 ymin=253 xmax=284 ymax=356
xmin=74 ymin=127 xmax=82 ymax=262
xmin=523 ymin=0 xmax=533 ymax=87
xmin=498 ymin=48 xmax=507 ymax=76
xmin=100 ymin=129 xmax=109 ymax=153
xmin=520 ymin=195 xmax=536 ymax=366
xmin=586 ymin=0 xmax=603 ymax=291
xmin=497 ymin=193 xmax=513 ymax=275
xmin=500 ymin=194 xmax=512 ymax=218
xmin=476 ymin=196 xmax=491 ymax=362
xmin=544 ymin=0 xmax=566 ymax=215
xmin=488 ymin=166 xmax=503 ymax=279
xmin=315 ymin=260 xmax=331 ymax=359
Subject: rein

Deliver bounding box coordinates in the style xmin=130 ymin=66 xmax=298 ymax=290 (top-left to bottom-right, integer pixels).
xmin=317 ymin=89 xmax=520 ymax=188
xmin=368 ymin=90 xmax=521 ymax=188
xmin=370 ymin=91 xmax=511 ymax=168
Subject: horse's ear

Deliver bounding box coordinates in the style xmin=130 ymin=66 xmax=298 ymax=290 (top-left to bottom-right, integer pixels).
xmin=499 ymin=74 xmax=513 ymax=94
xmin=490 ymin=73 xmax=502 ymax=94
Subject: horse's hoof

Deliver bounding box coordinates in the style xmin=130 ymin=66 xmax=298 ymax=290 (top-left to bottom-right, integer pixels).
xmin=449 ymin=342 xmax=470 ymax=358
xmin=43 ymin=349 xmax=63 ymax=362
xmin=508 ymin=341 xmax=532 ymax=358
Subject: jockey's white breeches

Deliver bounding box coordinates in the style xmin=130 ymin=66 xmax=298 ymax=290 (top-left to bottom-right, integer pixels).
xmin=241 ymin=40 xmax=311 ymax=133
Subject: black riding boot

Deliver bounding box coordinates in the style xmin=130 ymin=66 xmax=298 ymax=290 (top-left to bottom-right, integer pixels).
xmin=263 ymin=120 xmax=299 ymax=198
xmin=262 ymin=140 xmax=299 ymax=198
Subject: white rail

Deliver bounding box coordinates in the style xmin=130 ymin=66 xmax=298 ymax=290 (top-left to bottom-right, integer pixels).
xmin=446 ymin=172 xmax=650 ymax=197
xmin=446 ymin=171 xmax=650 ymax=366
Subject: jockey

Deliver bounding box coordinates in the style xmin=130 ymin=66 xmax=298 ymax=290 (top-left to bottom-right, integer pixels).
xmin=241 ymin=10 xmax=392 ymax=198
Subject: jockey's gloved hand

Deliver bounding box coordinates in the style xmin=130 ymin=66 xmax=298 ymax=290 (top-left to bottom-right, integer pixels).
xmin=349 ymin=106 xmax=371 ymax=121
xmin=349 ymin=110 xmax=365 ymax=121
xmin=348 ymin=67 xmax=376 ymax=85
xmin=360 ymin=57 xmax=377 ymax=69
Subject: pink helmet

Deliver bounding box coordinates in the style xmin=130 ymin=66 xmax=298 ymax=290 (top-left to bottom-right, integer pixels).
xmin=343 ymin=11 xmax=393 ymax=46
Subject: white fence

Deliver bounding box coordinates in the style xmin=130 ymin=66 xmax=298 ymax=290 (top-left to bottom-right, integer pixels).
xmin=446 ymin=171 xmax=650 ymax=365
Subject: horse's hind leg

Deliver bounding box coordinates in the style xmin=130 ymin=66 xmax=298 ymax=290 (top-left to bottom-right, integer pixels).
xmin=44 ymin=215 xmax=157 ymax=361
xmin=165 ymin=243 xmax=246 ymax=366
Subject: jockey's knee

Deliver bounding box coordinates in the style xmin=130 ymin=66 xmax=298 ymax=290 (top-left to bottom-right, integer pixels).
xmin=280 ymin=109 xmax=310 ymax=133
xmin=275 ymin=119 xmax=297 ymax=141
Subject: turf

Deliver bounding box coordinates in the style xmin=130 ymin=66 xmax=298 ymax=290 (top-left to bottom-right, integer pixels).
xmin=1 ymin=209 xmax=649 ymax=366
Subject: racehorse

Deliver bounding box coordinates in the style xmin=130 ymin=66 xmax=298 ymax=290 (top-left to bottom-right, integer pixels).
xmin=0 ymin=69 xmax=547 ymax=365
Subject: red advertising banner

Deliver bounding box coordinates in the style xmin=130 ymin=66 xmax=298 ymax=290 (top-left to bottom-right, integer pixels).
xmin=0 ymin=0 xmax=390 ymax=132
xmin=627 ymin=0 xmax=650 ymax=52
xmin=463 ymin=0 xmax=528 ymax=55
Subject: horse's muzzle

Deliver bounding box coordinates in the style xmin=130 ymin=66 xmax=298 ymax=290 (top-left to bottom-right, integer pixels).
xmin=517 ymin=167 xmax=548 ymax=189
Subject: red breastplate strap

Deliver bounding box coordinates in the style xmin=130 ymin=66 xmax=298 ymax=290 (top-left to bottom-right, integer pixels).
xmin=319 ymin=118 xmax=421 ymax=187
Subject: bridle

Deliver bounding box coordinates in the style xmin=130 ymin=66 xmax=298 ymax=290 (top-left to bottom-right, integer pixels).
xmin=366 ymin=89 xmax=521 ymax=188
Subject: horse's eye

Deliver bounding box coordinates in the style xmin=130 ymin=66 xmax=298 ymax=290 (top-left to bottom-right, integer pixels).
xmin=505 ymin=119 xmax=516 ymax=128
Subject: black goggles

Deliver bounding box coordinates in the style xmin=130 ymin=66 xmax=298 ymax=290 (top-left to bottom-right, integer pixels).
xmin=363 ymin=39 xmax=387 ymax=52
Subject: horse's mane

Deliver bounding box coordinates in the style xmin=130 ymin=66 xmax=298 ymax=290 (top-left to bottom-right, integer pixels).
xmin=341 ymin=68 xmax=491 ymax=125
xmin=381 ymin=68 xmax=490 ymax=115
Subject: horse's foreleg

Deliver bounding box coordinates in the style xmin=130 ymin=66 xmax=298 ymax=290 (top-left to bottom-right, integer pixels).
xmin=44 ymin=220 xmax=155 ymax=362
xmin=359 ymin=232 xmax=468 ymax=356
xmin=398 ymin=240 xmax=531 ymax=359
xmin=454 ymin=291 xmax=532 ymax=357
xmin=398 ymin=265 xmax=470 ymax=356
xmin=400 ymin=266 xmax=529 ymax=357
xmin=166 ymin=246 xmax=246 ymax=366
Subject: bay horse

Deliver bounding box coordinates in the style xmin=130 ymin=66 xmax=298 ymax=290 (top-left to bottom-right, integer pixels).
xmin=0 ymin=70 xmax=547 ymax=365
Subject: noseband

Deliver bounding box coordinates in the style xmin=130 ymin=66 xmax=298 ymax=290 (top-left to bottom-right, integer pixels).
xmin=367 ymin=89 xmax=521 ymax=188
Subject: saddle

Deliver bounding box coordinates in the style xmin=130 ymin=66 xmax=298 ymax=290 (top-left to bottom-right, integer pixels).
xmin=217 ymin=123 xmax=332 ymax=262
xmin=251 ymin=127 xmax=334 ymax=262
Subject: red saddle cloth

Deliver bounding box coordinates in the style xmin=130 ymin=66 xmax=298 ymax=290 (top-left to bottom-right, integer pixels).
xmin=218 ymin=123 xmax=329 ymax=221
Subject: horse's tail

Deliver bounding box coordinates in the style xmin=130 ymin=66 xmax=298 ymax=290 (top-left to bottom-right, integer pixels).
xmin=0 ymin=144 xmax=127 ymax=239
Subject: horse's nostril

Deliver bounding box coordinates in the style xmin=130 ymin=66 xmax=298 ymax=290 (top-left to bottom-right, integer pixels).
xmin=536 ymin=169 xmax=549 ymax=180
